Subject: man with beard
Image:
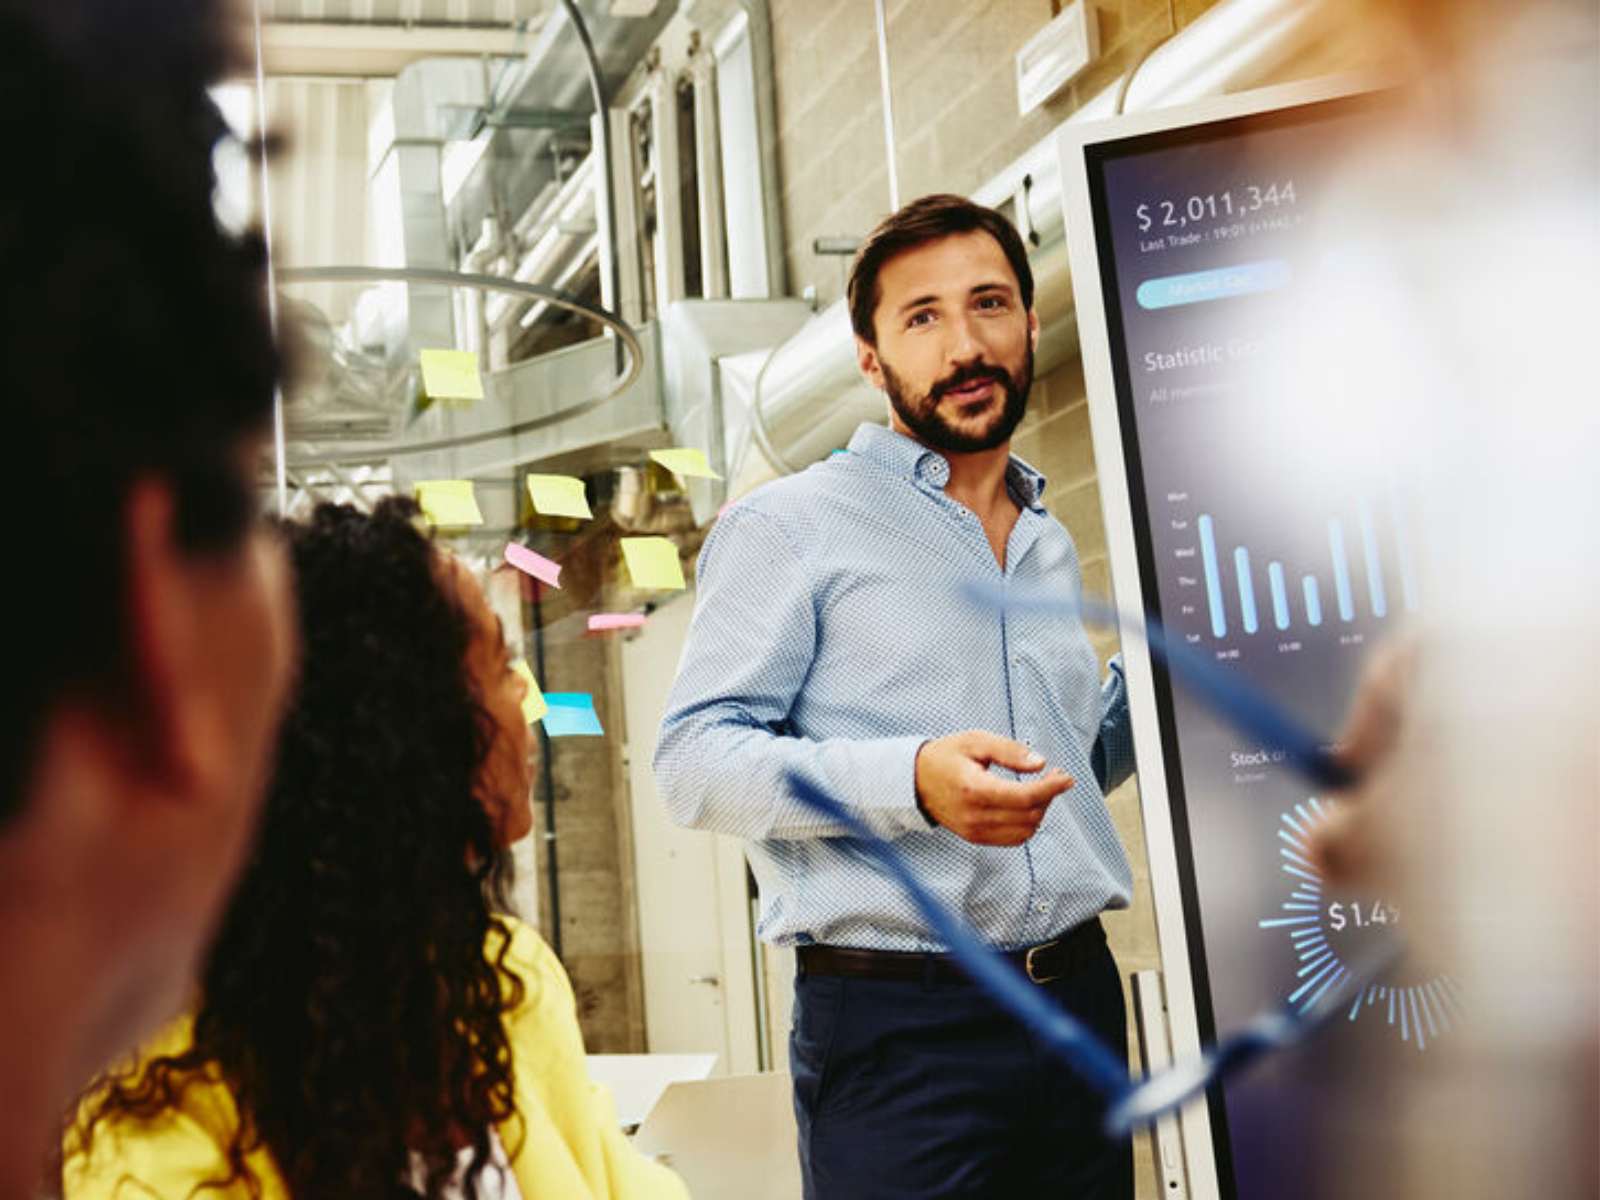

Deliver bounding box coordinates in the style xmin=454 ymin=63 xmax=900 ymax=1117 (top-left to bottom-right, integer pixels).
xmin=655 ymin=194 xmax=1135 ymax=1199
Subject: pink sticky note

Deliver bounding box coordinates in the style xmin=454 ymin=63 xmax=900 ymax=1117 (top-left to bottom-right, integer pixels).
xmin=504 ymin=542 xmax=562 ymax=588
xmin=588 ymin=612 xmax=647 ymax=633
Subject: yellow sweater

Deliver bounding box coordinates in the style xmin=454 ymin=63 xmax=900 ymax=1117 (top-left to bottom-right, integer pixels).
xmin=63 ymin=917 xmax=689 ymax=1199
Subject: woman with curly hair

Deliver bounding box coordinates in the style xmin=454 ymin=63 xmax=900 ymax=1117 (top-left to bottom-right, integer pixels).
xmin=63 ymin=500 xmax=687 ymax=1200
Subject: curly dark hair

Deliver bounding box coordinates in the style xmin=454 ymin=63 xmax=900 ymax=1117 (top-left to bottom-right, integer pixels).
xmin=73 ymin=499 xmax=527 ymax=1198
xmin=0 ymin=0 xmax=280 ymax=821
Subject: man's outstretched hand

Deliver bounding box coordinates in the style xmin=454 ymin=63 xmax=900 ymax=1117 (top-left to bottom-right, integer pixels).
xmin=914 ymin=731 xmax=1073 ymax=846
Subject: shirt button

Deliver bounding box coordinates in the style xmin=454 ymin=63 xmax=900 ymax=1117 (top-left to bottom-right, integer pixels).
xmin=1034 ymin=901 xmax=1049 ymax=915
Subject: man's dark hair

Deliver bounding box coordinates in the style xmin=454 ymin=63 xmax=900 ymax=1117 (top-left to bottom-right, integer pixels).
xmin=0 ymin=1 xmax=280 ymax=821
xmin=846 ymin=193 xmax=1035 ymax=344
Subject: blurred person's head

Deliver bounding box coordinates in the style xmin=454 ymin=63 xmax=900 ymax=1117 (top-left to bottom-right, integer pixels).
xmin=849 ymin=194 xmax=1040 ymax=456
xmin=0 ymin=0 xmax=292 ymax=1190
xmin=1261 ymin=2 xmax=1598 ymax=1197
xmin=72 ymin=499 xmax=536 ymax=1198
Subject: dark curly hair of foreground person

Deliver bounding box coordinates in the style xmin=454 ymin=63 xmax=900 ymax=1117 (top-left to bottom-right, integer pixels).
xmin=72 ymin=499 xmax=527 ymax=1198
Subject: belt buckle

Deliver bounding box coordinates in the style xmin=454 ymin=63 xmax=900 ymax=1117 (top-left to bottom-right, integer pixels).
xmin=1024 ymin=939 xmax=1062 ymax=984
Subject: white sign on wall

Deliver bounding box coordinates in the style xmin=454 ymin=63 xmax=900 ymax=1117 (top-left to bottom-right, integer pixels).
xmin=1015 ymin=1 xmax=1100 ymax=117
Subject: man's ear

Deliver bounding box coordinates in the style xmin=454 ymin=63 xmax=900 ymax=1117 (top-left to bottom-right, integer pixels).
xmin=121 ymin=477 xmax=221 ymax=797
xmin=1028 ymin=308 xmax=1040 ymax=354
xmin=856 ymin=336 xmax=885 ymax=390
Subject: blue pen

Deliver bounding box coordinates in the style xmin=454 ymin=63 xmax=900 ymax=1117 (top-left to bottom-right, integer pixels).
xmin=960 ymin=581 xmax=1359 ymax=792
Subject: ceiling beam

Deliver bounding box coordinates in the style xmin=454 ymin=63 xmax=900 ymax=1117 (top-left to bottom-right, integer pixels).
xmin=261 ymin=20 xmax=539 ymax=77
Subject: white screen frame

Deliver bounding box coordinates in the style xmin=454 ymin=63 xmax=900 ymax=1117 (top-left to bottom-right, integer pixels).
xmin=1055 ymin=72 xmax=1384 ymax=1199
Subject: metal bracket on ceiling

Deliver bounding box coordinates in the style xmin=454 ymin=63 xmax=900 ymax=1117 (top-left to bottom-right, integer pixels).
xmin=438 ymin=102 xmax=595 ymax=137
xmin=1017 ymin=173 xmax=1040 ymax=248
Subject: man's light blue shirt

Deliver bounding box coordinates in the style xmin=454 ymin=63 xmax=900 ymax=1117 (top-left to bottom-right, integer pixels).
xmin=654 ymin=422 xmax=1135 ymax=951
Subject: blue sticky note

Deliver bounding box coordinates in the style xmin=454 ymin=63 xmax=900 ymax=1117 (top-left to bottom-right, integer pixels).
xmin=541 ymin=692 xmax=604 ymax=737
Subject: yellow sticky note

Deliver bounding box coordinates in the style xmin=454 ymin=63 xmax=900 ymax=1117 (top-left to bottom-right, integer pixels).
xmin=511 ymin=659 xmax=548 ymax=725
xmin=649 ymin=447 xmax=722 ymax=479
xmin=419 ymin=348 xmax=484 ymax=401
xmin=414 ymin=480 xmax=483 ymax=528
xmin=525 ymin=474 xmax=593 ymax=520
xmin=620 ymin=536 xmax=686 ymax=590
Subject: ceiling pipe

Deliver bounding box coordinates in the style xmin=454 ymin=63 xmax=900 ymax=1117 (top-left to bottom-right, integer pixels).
xmin=873 ymin=0 xmax=900 ymax=211
xmin=265 ymin=16 xmax=536 ymax=31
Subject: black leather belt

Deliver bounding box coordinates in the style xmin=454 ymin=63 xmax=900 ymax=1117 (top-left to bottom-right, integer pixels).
xmin=796 ymin=917 xmax=1105 ymax=986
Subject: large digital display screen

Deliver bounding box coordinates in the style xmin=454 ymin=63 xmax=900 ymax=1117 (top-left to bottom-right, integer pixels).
xmin=1081 ymin=95 xmax=1451 ymax=1197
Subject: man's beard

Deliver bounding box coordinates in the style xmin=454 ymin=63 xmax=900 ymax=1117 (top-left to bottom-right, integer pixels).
xmin=881 ymin=342 xmax=1033 ymax=455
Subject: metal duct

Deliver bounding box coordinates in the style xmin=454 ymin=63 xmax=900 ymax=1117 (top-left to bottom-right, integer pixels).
xmin=310 ymin=2 xmax=678 ymax=527
xmin=443 ymin=2 xmax=680 ymax=267
xmin=274 ymin=0 xmax=786 ymax=528
xmin=970 ymin=0 xmax=1333 ymax=235
xmin=736 ymin=0 xmax=1336 ymax=494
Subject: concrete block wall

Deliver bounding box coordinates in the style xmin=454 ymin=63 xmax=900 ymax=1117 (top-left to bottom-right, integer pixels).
xmin=772 ymin=0 xmax=1218 ymax=313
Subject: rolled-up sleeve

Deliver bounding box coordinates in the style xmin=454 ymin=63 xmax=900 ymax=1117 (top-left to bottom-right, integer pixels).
xmin=653 ymin=505 xmax=928 ymax=841
xmin=1091 ymin=654 xmax=1137 ymax=794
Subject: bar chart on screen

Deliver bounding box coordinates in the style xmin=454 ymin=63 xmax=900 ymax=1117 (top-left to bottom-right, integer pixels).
xmin=1164 ymin=487 xmax=1418 ymax=659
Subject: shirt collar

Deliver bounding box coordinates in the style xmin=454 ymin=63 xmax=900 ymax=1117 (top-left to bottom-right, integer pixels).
xmin=845 ymin=422 xmax=1049 ymax=512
